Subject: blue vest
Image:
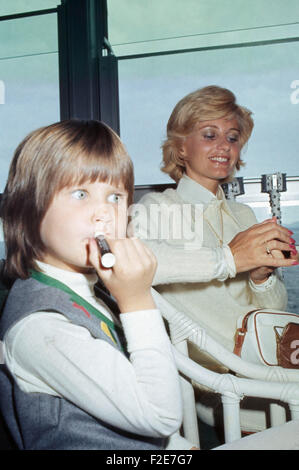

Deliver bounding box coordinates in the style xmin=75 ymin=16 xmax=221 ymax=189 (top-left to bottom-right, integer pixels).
xmin=0 ymin=274 xmax=165 ymax=450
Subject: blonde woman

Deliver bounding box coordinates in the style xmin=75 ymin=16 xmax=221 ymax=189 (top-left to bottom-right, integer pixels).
xmin=132 ymin=85 xmax=297 ymax=361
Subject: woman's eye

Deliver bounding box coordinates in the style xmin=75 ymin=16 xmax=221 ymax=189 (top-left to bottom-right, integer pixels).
xmin=203 ymin=133 xmax=215 ymax=140
xmin=227 ymin=135 xmax=239 ymax=143
xmin=72 ymin=189 xmax=87 ymax=200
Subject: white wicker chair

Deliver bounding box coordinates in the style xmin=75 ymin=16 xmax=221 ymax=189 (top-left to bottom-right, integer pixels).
xmin=151 ymin=289 xmax=299 ymax=448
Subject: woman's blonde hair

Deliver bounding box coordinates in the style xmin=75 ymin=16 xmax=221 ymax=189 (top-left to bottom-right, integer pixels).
xmin=2 ymin=120 xmax=134 ymax=280
xmin=161 ymin=85 xmax=254 ymax=182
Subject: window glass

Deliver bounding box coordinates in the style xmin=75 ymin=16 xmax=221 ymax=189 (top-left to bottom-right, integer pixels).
xmin=0 ymin=0 xmax=59 ymax=16
xmin=108 ymin=0 xmax=299 ymax=56
xmin=0 ymin=12 xmax=59 ymax=192
xmin=0 ymin=12 xmax=58 ymax=57
xmin=118 ymin=40 xmax=299 ymax=185
xmin=110 ymin=0 xmax=299 ymax=315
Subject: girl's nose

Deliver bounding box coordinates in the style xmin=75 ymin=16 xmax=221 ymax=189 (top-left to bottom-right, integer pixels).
xmin=92 ymin=204 xmax=114 ymax=224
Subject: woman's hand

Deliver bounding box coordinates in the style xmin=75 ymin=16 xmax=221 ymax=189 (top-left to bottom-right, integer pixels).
xmin=88 ymin=237 xmax=157 ymax=313
xmin=250 ymin=244 xmax=298 ymax=284
xmin=249 ymin=248 xmax=283 ymax=284
xmin=228 ymin=217 xmax=298 ymax=275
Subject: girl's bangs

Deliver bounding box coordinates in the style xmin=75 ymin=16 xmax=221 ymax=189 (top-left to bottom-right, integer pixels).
xmin=56 ymin=149 xmax=132 ymax=193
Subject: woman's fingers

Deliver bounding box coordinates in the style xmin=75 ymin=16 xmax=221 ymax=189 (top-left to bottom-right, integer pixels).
xmin=252 ymin=221 xmax=292 ymax=244
xmin=229 ymin=224 xmax=298 ymax=273
xmin=266 ymin=239 xmax=294 ymax=254
xmin=269 ymin=248 xmax=286 ymax=260
xmin=246 ymin=216 xmax=292 ymax=239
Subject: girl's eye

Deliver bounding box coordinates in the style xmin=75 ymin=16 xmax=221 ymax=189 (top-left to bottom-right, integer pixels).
xmin=107 ymin=193 xmax=121 ymax=203
xmin=72 ymin=189 xmax=87 ymax=200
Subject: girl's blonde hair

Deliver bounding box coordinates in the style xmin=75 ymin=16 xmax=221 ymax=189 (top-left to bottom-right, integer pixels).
xmin=161 ymin=85 xmax=254 ymax=182
xmin=2 ymin=120 xmax=134 ymax=279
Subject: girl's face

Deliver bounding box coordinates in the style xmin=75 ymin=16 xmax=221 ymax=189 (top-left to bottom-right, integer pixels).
xmin=180 ymin=118 xmax=242 ymax=194
xmin=39 ymin=180 xmax=128 ymax=273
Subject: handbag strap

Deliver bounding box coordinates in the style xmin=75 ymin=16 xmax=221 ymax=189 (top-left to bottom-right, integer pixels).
xmin=233 ymin=309 xmax=260 ymax=356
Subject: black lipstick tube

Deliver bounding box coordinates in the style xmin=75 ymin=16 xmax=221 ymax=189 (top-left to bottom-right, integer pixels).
xmin=95 ymin=234 xmax=115 ymax=268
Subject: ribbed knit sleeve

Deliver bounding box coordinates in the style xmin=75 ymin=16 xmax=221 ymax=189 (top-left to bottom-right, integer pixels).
xmin=248 ymin=272 xmax=288 ymax=310
xmin=131 ymin=191 xmax=236 ymax=285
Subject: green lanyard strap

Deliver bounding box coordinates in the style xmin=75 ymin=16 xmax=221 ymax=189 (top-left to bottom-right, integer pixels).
xmin=30 ymin=269 xmax=120 ymax=345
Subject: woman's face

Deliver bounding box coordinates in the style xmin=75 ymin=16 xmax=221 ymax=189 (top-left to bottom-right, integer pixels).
xmin=180 ymin=117 xmax=242 ymax=194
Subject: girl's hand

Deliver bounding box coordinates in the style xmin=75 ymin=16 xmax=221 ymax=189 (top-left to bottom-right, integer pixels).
xmin=88 ymin=237 xmax=157 ymax=313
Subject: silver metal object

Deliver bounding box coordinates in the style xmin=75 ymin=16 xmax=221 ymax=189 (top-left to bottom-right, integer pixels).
xmin=221 ymin=177 xmax=245 ymax=200
xmin=261 ymin=172 xmax=287 ymax=224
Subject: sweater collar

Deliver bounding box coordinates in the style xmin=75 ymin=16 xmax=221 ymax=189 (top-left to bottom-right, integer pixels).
xmin=177 ymin=174 xmax=225 ymax=207
xmin=176 ymin=175 xmax=242 ymax=227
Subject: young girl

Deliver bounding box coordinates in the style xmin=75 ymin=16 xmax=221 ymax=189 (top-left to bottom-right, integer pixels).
xmin=0 ymin=120 xmax=183 ymax=450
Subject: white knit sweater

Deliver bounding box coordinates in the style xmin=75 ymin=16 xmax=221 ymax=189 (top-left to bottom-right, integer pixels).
xmin=132 ymin=175 xmax=288 ymax=353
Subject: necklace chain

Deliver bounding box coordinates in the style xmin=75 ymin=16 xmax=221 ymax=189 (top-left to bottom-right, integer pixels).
xmin=203 ymin=205 xmax=224 ymax=247
xmin=180 ymin=190 xmax=225 ymax=247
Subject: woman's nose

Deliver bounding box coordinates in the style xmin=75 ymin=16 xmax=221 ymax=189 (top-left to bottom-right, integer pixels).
xmin=216 ymin=136 xmax=230 ymax=151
